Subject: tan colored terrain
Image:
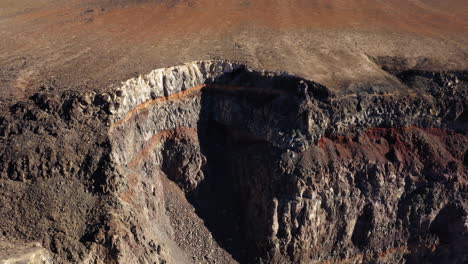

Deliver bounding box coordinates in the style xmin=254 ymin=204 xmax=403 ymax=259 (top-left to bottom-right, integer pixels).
xmin=1 ymin=0 xmax=467 ymax=105
xmin=0 ymin=240 xmax=51 ymax=263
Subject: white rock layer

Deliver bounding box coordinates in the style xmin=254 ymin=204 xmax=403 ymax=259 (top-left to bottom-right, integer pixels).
xmin=110 ymin=60 xmax=243 ymax=121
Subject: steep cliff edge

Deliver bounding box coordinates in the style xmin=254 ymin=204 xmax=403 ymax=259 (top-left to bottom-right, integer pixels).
xmin=0 ymin=60 xmax=466 ymax=263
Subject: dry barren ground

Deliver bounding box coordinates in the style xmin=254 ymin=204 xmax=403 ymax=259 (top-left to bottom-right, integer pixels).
xmin=0 ymin=0 xmax=467 ymax=105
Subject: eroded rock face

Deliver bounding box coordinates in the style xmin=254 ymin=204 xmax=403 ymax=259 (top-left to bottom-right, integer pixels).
xmin=0 ymin=60 xmax=466 ymax=263
xmin=0 ymin=241 xmax=51 ymax=264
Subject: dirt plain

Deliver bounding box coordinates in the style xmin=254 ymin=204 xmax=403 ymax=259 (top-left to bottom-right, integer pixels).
xmin=1 ymin=0 xmax=467 ymax=104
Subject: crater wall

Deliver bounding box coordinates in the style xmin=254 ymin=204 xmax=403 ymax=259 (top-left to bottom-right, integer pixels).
xmin=0 ymin=60 xmax=466 ymax=263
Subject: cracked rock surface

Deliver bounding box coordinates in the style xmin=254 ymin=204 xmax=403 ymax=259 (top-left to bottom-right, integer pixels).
xmin=0 ymin=60 xmax=466 ymax=263
xmin=0 ymin=241 xmax=51 ymax=264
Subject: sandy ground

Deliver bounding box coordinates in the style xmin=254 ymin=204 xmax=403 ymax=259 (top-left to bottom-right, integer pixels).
xmin=0 ymin=0 xmax=467 ymax=105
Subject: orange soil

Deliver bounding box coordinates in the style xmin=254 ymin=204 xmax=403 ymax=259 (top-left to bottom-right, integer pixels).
xmin=127 ymin=127 xmax=199 ymax=168
xmin=109 ymin=83 xmax=288 ymax=133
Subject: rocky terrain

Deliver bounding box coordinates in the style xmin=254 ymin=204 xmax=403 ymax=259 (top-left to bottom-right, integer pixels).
xmin=0 ymin=59 xmax=466 ymax=263
xmin=0 ymin=1 xmax=467 ymax=264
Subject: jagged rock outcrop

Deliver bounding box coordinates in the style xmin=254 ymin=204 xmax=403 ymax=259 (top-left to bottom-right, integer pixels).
xmin=0 ymin=60 xmax=466 ymax=263
xmin=0 ymin=241 xmax=51 ymax=264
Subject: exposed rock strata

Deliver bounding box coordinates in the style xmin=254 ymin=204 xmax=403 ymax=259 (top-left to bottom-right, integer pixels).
xmin=0 ymin=60 xmax=466 ymax=263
